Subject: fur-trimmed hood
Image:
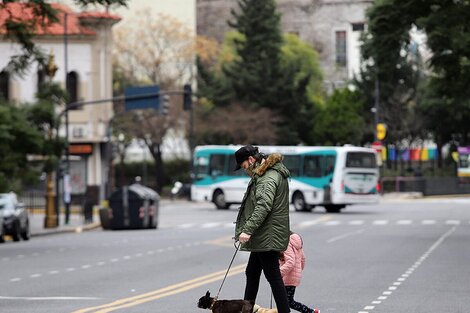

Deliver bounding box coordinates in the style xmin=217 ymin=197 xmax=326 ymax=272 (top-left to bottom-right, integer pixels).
xmin=254 ymin=153 xmax=290 ymax=178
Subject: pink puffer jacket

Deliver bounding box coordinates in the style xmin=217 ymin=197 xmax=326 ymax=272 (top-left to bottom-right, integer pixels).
xmin=279 ymin=233 xmax=305 ymax=286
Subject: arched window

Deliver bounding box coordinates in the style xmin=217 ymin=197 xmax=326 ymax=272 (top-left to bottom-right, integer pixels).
xmin=37 ymin=67 xmax=46 ymax=92
xmin=0 ymin=71 xmax=10 ymax=101
xmin=66 ymin=71 xmax=79 ymax=107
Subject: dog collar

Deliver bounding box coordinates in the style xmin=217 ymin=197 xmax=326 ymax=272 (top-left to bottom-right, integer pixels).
xmin=210 ymin=298 xmax=217 ymax=310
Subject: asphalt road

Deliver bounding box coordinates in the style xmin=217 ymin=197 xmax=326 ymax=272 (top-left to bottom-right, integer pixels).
xmin=1 ymin=198 xmax=469 ymax=313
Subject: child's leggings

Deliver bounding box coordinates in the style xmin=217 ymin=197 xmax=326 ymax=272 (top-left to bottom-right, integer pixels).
xmin=285 ymin=286 xmax=314 ymax=313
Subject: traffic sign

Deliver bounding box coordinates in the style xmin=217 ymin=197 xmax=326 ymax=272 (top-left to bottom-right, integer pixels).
xmin=124 ymin=85 xmax=160 ymax=111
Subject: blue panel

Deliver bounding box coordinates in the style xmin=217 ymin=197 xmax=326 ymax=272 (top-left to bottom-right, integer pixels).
xmin=124 ymin=85 xmax=160 ymax=111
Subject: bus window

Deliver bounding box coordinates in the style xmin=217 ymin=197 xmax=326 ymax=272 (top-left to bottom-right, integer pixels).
xmin=209 ymin=154 xmax=226 ymax=177
xmin=346 ymin=152 xmax=377 ymax=168
xmin=228 ymin=155 xmax=246 ymax=176
xmin=195 ymin=156 xmax=209 ymax=180
xmin=304 ymin=155 xmax=322 ymax=177
xmin=324 ymin=155 xmax=335 ymax=175
xmin=283 ymin=155 xmax=300 ymax=177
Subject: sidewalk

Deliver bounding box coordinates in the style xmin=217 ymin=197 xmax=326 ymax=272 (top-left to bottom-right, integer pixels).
xmin=29 ymin=211 xmax=101 ymax=237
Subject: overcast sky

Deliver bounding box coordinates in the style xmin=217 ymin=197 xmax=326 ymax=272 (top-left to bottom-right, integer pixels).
xmin=56 ymin=0 xmax=196 ymax=30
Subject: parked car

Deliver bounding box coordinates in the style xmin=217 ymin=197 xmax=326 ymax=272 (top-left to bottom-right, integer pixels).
xmin=0 ymin=192 xmax=30 ymax=242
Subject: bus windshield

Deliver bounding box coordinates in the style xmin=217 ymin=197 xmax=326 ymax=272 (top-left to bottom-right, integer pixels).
xmin=346 ymin=152 xmax=377 ymax=168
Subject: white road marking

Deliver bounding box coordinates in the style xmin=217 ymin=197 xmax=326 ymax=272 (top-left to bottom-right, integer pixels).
xmin=327 ymin=229 xmax=364 ymax=243
xmin=373 ymin=220 xmax=388 ymax=225
xmin=0 ymin=296 xmax=101 ymax=300
xmin=202 ymin=222 xmax=221 ymax=228
xmin=446 ymin=220 xmax=460 ymax=225
xmin=422 ymin=220 xmax=436 ymax=225
xmin=349 ymin=220 xmax=364 ymax=225
xmin=324 ymin=220 xmax=342 ymax=226
xmin=397 ymin=220 xmax=412 ymax=225
xmin=358 ymin=226 xmax=457 ymax=313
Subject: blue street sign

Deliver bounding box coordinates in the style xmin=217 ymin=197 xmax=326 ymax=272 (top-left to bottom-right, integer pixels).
xmin=124 ymin=85 xmax=160 ymax=111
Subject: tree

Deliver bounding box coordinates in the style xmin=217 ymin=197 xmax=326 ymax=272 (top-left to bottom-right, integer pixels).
xmin=1 ymin=0 xmax=128 ymax=75
xmin=312 ymin=88 xmax=365 ymax=146
xmin=362 ymin=0 xmax=470 ymax=167
xmin=0 ymin=100 xmax=44 ymax=191
xmin=194 ymin=101 xmax=278 ymax=145
xmin=112 ymin=8 xmax=219 ymax=192
xmin=224 ymin=0 xmax=284 ymax=109
xmin=198 ymin=28 xmax=323 ymax=145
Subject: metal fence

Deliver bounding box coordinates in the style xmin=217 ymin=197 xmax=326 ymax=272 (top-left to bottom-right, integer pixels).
xmin=381 ymin=176 xmax=470 ymax=196
xmin=18 ymin=189 xmax=46 ymax=214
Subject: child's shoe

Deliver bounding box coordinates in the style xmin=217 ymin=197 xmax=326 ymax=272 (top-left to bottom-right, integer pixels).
xmin=313 ymin=309 xmax=320 ymax=313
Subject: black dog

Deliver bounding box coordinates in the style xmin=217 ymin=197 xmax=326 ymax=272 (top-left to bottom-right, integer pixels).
xmin=197 ymin=291 xmax=255 ymax=313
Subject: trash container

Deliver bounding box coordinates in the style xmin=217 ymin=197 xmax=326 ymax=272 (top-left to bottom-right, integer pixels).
xmin=108 ymin=184 xmax=160 ymax=230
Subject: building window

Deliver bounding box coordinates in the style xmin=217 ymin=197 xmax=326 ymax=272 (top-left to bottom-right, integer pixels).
xmin=37 ymin=68 xmax=46 ymax=92
xmin=66 ymin=71 xmax=79 ymax=106
xmin=335 ymin=30 xmax=347 ymax=67
xmin=0 ymin=71 xmax=10 ymax=101
xmin=352 ymin=23 xmax=365 ymax=32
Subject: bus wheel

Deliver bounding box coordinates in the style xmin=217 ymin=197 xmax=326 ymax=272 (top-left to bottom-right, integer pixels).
xmin=325 ymin=205 xmax=342 ymax=213
xmin=213 ymin=190 xmax=229 ymax=210
xmin=293 ymin=192 xmax=309 ymax=212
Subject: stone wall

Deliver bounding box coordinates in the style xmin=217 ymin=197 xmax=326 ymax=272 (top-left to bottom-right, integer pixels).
xmin=197 ymin=0 xmax=373 ymax=86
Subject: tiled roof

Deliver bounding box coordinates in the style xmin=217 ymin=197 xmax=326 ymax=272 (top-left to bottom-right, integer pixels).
xmin=0 ymin=2 xmax=120 ymax=36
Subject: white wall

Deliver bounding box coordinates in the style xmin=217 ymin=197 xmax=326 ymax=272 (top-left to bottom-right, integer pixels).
xmin=0 ymin=41 xmax=92 ymax=103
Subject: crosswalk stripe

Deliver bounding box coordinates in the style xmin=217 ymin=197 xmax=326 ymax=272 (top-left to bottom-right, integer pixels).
xmin=172 ymin=219 xmax=470 ymax=230
xmin=397 ymin=220 xmax=412 ymax=225
xmin=373 ymin=220 xmax=388 ymax=225
xmin=349 ymin=220 xmax=365 ymax=225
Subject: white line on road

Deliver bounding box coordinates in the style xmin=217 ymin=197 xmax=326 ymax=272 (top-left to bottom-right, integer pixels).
xmin=397 ymin=220 xmax=412 ymax=225
xmin=357 ymin=226 xmax=458 ymax=313
xmin=348 ymin=220 xmax=365 ymax=225
xmin=327 ymin=229 xmax=364 ymax=243
xmin=373 ymin=220 xmax=388 ymax=225
xmin=0 ymin=296 xmax=101 ymax=300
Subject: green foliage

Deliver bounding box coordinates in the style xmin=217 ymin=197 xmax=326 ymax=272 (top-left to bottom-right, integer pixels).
xmin=0 ymin=101 xmax=44 ymax=192
xmin=362 ymin=0 xmax=470 ymax=147
xmin=224 ymin=0 xmax=284 ymax=108
xmin=198 ymin=1 xmax=323 ymax=145
xmin=312 ymin=88 xmax=365 ymax=146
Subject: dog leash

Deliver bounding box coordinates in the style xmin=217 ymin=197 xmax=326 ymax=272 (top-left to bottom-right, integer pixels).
xmin=215 ymin=240 xmax=241 ymax=300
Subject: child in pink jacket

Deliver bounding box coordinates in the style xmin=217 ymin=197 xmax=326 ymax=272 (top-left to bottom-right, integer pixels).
xmin=280 ymin=232 xmax=320 ymax=313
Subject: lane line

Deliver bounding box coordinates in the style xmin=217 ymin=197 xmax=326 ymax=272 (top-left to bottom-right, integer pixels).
xmin=327 ymin=229 xmax=364 ymax=243
xmin=71 ymin=263 xmax=247 ymax=313
xmin=356 ymin=226 xmax=457 ymax=313
xmin=0 ymin=296 xmax=101 ymax=301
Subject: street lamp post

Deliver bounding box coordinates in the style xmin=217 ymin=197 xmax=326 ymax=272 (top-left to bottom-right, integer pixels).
xmin=44 ymin=54 xmax=59 ymax=228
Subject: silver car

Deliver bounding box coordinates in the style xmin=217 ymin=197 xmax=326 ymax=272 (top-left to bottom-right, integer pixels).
xmin=0 ymin=192 xmax=30 ymax=242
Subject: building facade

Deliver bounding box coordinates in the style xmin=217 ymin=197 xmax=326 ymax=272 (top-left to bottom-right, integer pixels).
xmin=0 ymin=3 xmax=120 ymax=203
xmin=197 ymin=0 xmax=373 ymax=91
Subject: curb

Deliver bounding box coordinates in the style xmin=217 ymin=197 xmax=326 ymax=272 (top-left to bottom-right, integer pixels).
xmin=31 ymin=222 xmax=102 ymax=237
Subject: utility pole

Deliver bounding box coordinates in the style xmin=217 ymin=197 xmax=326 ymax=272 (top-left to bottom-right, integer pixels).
xmin=44 ymin=54 xmax=59 ymax=228
xmin=64 ymin=12 xmax=71 ymax=224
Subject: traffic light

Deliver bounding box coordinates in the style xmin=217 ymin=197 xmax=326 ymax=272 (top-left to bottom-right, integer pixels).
xmin=183 ymin=84 xmax=192 ymax=111
xmin=161 ymin=94 xmax=170 ymax=115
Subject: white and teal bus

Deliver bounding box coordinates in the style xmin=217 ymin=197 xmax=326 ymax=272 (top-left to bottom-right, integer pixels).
xmin=191 ymin=145 xmax=380 ymax=213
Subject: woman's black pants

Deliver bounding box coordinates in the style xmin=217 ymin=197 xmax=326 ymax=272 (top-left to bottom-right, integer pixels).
xmin=244 ymin=251 xmax=290 ymax=313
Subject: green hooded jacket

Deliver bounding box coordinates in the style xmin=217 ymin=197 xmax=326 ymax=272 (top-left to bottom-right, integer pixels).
xmin=235 ymin=153 xmax=291 ymax=252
